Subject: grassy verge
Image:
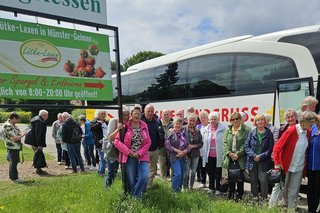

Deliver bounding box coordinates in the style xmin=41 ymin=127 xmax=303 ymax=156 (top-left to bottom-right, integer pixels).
xmin=0 ymin=139 xmax=54 ymax=164
xmin=0 ymin=174 xmax=281 ymax=213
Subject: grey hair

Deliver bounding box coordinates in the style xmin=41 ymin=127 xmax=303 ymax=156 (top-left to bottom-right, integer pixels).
xmin=144 ymin=103 xmax=154 ymax=111
xmin=208 ymin=112 xmax=219 ymax=120
xmin=199 ymin=111 xmax=209 ymax=118
xmin=57 ymin=113 xmax=62 ymax=119
xmin=301 ymin=96 xmax=318 ymax=108
xmin=61 ymin=112 xmax=70 ymax=119
xmin=298 ymin=111 xmax=317 ymax=123
xmin=94 ymin=109 xmax=107 ymax=118
xmin=187 ymin=113 xmax=198 ymax=120
xmin=122 ymin=105 xmax=130 ymax=113
xmin=264 ymin=113 xmax=272 ymax=123
xmin=284 ymin=109 xmax=298 ymax=120
xmin=131 ymin=104 xmax=142 ymax=114
xmin=173 ymin=117 xmax=184 ymax=125
xmin=39 ymin=109 xmax=48 ymax=116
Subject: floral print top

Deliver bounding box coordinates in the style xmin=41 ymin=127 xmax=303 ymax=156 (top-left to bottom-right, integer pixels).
xmin=3 ymin=119 xmax=22 ymax=150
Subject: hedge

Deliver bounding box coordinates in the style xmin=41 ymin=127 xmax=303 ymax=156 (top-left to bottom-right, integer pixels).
xmin=0 ymin=111 xmax=32 ymax=123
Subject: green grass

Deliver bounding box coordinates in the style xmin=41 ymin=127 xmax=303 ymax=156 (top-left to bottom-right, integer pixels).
xmin=0 ymin=139 xmax=54 ymax=164
xmin=0 ymin=174 xmax=282 ymax=213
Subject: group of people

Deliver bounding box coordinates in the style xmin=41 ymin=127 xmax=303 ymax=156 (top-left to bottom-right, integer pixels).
xmin=2 ymin=96 xmax=320 ymax=212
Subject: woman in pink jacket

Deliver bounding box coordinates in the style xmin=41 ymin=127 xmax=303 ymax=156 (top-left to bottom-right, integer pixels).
xmin=114 ymin=104 xmax=151 ymax=198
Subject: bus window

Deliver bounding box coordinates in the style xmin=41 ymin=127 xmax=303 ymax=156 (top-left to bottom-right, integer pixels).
xmin=279 ymin=32 xmax=320 ymax=73
xmin=186 ymin=54 xmax=233 ymax=98
xmin=234 ymin=53 xmax=298 ymax=94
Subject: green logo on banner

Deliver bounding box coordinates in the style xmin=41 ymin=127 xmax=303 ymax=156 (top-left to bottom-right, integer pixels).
xmin=20 ymin=39 xmax=61 ymax=68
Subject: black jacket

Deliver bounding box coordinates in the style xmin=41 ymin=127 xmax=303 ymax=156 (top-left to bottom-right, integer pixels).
xmin=90 ymin=118 xmax=107 ymax=148
xmin=62 ymin=118 xmax=82 ymax=144
xmin=141 ymin=114 xmax=165 ymax=151
xmin=25 ymin=116 xmax=47 ymax=147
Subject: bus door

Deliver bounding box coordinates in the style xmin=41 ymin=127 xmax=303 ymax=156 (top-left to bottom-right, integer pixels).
xmin=273 ymin=77 xmax=314 ymax=127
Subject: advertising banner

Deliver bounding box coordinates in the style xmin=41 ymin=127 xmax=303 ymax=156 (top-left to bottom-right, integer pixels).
xmin=0 ymin=73 xmax=112 ymax=101
xmin=0 ymin=0 xmax=107 ymax=26
xmin=0 ymin=17 xmax=112 ymax=101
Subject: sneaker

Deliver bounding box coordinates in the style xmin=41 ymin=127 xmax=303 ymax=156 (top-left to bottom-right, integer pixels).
xmin=199 ymin=184 xmax=206 ymax=188
xmin=215 ymin=191 xmax=221 ymax=196
xmin=58 ymin=162 xmax=62 ymax=165
xmin=12 ymin=178 xmax=24 ymax=184
xmin=65 ymin=166 xmax=71 ymax=169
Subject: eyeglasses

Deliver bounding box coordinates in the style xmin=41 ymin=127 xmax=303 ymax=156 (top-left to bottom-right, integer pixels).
xmin=230 ymin=117 xmax=241 ymax=121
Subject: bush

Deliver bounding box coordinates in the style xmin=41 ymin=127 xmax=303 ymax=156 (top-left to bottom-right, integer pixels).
xmin=0 ymin=111 xmax=32 ymax=124
xmin=71 ymin=109 xmax=86 ymax=122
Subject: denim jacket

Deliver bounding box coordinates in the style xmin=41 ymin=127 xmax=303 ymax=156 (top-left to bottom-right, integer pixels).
xmin=244 ymin=127 xmax=274 ymax=172
xmin=308 ymin=124 xmax=320 ymax=171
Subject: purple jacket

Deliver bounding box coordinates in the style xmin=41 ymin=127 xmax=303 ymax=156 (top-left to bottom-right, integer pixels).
xmin=165 ymin=130 xmax=190 ymax=163
xmin=114 ymin=119 xmax=151 ymax=163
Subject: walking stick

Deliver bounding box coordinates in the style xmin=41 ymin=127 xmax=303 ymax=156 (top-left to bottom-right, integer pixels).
xmin=119 ymin=126 xmax=128 ymax=194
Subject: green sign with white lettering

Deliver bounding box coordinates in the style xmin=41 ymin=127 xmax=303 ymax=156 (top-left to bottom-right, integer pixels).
xmin=0 ymin=73 xmax=112 ymax=101
xmin=0 ymin=17 xmax=113 ymax=101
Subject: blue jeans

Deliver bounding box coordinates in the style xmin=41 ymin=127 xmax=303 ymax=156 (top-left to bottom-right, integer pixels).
xmin=171 ymin=158 xmax=186 ymax=192
xmin=67 ymin=143 xmax=84 ymax=172
xmin=183 ymin=156 xmax=199 ymax=189
xmin=126 ymin=157 xmax=149 ymax=198
xmin=105 ymin=160 xmax=119 ymax=187
xmin=55 ymin=143 xmax=62 ymax=162
xmin=8 ymin=149 xmax=20 ymax=180
xmin=96 ymin=148 xmax=106 ymax=175
xmin=82 ymin=142 xmax=96 ymax=167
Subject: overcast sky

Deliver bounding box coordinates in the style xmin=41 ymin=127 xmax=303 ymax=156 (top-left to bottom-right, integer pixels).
xmin=107 ymin=0 xmax=320 ymax=62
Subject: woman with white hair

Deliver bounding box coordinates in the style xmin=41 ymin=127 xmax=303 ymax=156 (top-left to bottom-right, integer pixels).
xmin=183 ymin=113 xmax=203 ymax=190
xmin=197 ymin=111 xmax=210 ymax=188
xmin=166 ymin=117 xmax=190 ymax=192
xmin=202 ymin=112 xmax=226 ymax=194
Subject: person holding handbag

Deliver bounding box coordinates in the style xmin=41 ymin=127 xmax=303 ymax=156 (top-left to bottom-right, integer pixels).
xmin=273 ymin=111 xmax=316 ymax=210
xmin=223 ymin=112 xmax=250 ymax=200
xmin=244 ymin=114 xmax=274 ymax=199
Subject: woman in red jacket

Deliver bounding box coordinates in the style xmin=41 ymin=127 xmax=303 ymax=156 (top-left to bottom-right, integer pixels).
xmin=273 ymin=111 xmax=317 ymax=210
xmin=114 ymin=104 xmax=151 ymax=198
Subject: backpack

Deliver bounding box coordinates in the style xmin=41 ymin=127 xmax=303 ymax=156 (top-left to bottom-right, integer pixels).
xmin=70 ymin=124 xmax=82 ymax=143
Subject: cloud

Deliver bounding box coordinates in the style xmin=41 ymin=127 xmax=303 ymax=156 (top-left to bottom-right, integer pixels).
xmin=107 ymin=0 xmax=320 ymax=62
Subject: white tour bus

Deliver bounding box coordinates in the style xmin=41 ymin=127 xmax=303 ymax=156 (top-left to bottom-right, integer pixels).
xmin=111 ymin=25 xmax=320 ymax=128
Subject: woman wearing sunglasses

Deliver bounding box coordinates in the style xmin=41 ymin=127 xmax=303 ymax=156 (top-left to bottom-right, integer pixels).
xmin=223 ymin=112 xmax=251 ymax=200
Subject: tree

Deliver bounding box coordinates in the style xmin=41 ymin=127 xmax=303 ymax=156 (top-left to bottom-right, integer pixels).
xmin=111 ymin=61 xmax=124 ymax=74
xmin=123 ymin=51 xmax=165 ymax=71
